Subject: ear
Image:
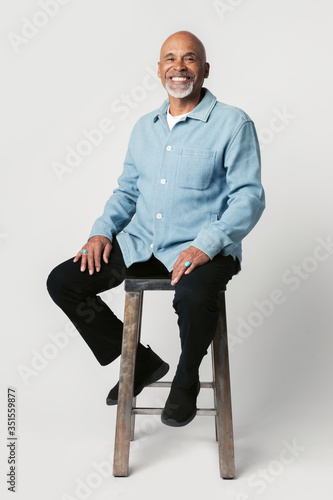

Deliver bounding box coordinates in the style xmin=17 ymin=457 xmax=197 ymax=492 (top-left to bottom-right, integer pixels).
xmin=157 ymin=62 xmax=161 ymax=78
xmin=204 ymin=62 xmax=210 ymax=79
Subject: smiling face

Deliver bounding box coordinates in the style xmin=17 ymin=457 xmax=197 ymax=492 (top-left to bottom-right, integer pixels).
xmin=158 ymin=31 xmax=210 ymax=103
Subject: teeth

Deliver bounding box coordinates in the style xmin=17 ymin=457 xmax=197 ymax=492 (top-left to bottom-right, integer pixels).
xmin=171 ymin=77 xmax=188 ymax=81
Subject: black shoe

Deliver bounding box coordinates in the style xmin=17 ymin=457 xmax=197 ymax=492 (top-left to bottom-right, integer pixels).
xmin=106 ymin=344 xmax=169 ymax=405
xmin=161 ymin=377 xmax=200 ymax=427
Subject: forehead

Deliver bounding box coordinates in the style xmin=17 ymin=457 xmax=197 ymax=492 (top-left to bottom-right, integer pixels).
xmin=160 ymin=35 xmax=204 ymax=59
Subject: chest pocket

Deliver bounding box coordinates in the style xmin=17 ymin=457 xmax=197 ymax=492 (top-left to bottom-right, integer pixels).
xmin=176 ymin=148 xmax=216 ymax=190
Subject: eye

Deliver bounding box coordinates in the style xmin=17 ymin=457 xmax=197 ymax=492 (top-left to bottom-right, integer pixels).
xmin=185 ymin=57 xmax=195 ymax=62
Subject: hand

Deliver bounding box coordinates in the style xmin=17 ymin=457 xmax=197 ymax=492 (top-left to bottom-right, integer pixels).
xmin=73 ymin=235 xmax=112 ymax=274
xmin=171 ymin=246 xmax=210 ymax=285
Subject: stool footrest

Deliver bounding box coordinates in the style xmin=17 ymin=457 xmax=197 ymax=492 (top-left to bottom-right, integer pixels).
xmin=132 ymin=407 xmax=217 ymax=416
xmin=147 ymin=381 xmax=214 ymax=388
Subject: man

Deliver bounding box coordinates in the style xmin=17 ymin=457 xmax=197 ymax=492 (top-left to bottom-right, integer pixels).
xmin=47 ymin=31 xmax=265 ymax=427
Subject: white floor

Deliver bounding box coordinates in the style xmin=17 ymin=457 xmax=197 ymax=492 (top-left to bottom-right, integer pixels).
xmin=2 ymin=371 xmax=332 ymax=500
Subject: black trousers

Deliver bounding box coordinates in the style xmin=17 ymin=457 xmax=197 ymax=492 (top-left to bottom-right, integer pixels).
xmin=46 ymin=238 xmax=239 ymax=388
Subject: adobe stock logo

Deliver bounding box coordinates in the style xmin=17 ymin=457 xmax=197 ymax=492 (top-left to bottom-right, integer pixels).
xmin=7 ymin=0 xmax=72 ymax=54
xmin=213 ymin=0 xmax=245 ymax=21
xmin=17 ymin=322 xmax=78 ymax=386
xmin=52 ymin=66 xmax=159 ymax=182
xmin=248 ymin=439 xmax=306 ymax=494
xmin=61 ymin=402 xmax=163 ymax=499
xmin=229 ymin=235 xmax=333 ymax=352
xmin=258 ymin=107 xmax=296 ymax=150
xmin=236 ymin=439 xmax=306 ymax=499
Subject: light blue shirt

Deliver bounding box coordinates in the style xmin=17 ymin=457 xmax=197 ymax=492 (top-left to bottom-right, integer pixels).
xmin=89 ymin=88 xmax=265 ymax=272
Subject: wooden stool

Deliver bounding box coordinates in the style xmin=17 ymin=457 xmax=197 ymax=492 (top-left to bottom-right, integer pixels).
xmin=113 ymin=278 xmax=235 ymax=479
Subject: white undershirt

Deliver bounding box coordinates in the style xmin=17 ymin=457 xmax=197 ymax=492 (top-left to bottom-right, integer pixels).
xmin=166 ymin=106 xmax=190 ymax=130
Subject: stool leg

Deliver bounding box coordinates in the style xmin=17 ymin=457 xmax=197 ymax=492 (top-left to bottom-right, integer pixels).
xmin=130 ymin=290 xmax=143 ymax=441
xmin=212 ymin=292 xmax=235 ymax=479
xmin=113 ymin=290 xmax=143 ymax=477
xmin=211 ymin=346 xmax=218 ymax=442
xmin=130 ymin=397 xmax=137 ymax=441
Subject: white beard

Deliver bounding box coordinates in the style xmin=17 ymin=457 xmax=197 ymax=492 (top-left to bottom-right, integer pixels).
xmin=166 ymin=79 xmax=194 ymax=98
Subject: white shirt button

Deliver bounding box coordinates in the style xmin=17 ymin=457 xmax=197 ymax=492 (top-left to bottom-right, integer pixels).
xmin=150 ymin=243 xmax=153 ymax=248
xmin=156 ymin=213 xmax=163 ymax=219
xmin=160 ymin=179 xmax=166 ymax=184
xmin=166 ymin=145 xmax=172 ymax=151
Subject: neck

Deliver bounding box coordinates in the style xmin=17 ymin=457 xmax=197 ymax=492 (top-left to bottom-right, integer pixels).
xmin=168 ymin=88 xmax=204 ymax=116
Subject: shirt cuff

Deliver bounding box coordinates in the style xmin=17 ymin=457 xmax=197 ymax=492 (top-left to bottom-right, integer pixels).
xmin=191 ymin=229 xmax=234 ymax=260
xmin=88 ymin=223 xmax=114 ymax=242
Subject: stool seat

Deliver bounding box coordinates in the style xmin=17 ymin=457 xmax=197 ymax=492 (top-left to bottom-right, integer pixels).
xmin=113 ymin=278 xmax=235 ymax=479
xmin=125 ymin=278 xmax=175 ymax=291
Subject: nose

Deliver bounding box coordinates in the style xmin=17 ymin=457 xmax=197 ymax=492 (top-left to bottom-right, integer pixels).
xmin=173 ymin=57 xmax=186 ymax=71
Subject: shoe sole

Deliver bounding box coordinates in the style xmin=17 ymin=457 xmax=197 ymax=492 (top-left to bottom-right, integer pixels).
xmin=106 ymin=361 xmax=170 ymax=406
xmin=161 ymin=408 xmax=197 ymax=427
xmin=160 ymin=380 xmax=200 ymax=427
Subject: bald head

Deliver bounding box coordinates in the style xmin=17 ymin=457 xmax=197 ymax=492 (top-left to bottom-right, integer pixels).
xmin=160 ymin=31 xmax=207 ymax=63
xmin=158 ymin=31 xmax=210 ymax=109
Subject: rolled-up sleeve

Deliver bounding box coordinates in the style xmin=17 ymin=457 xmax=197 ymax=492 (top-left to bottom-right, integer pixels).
xmin=88 ymin=143 xmax=139 ymax=241
xmin=191 ymin=120 xmax=265 ymax=259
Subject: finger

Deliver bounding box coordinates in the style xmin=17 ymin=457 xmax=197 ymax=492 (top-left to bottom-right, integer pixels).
xmin=171 ymin=258 xmax=182 ymax=283
xmin=73 ymin=251 xmax=82 ymax=263
xmin=87 ymin=246 xmax=96 ymax=275
xmin=80 ymin=254 xmax=88 ymax=272
xmin=184 ymin=262 xmax=197 ymax=274
xmin=103 ymin=243 xmax=112 ymax=264
xmin=73 ymin=248 xmax=87 ymax=271
xmin=94 ymin=245 xmax=102 ymax=272
xmin=171 ymin=262 xmax=186 ymax=285
xmin=172 ymin=269 xmax=186 ymax=285
xmin=171 ymin=264 xmax=178 ymax=283
xmin=173 ymin=254 xmax=199 ymax=283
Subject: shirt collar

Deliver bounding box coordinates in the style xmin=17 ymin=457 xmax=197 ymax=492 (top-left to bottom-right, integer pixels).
xmin=153 ymin=88 xmax=217 ymax=123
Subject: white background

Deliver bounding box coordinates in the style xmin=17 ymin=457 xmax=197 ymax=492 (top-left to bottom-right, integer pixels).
xmin=1 ymin=1 xmax=333 ymax=499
